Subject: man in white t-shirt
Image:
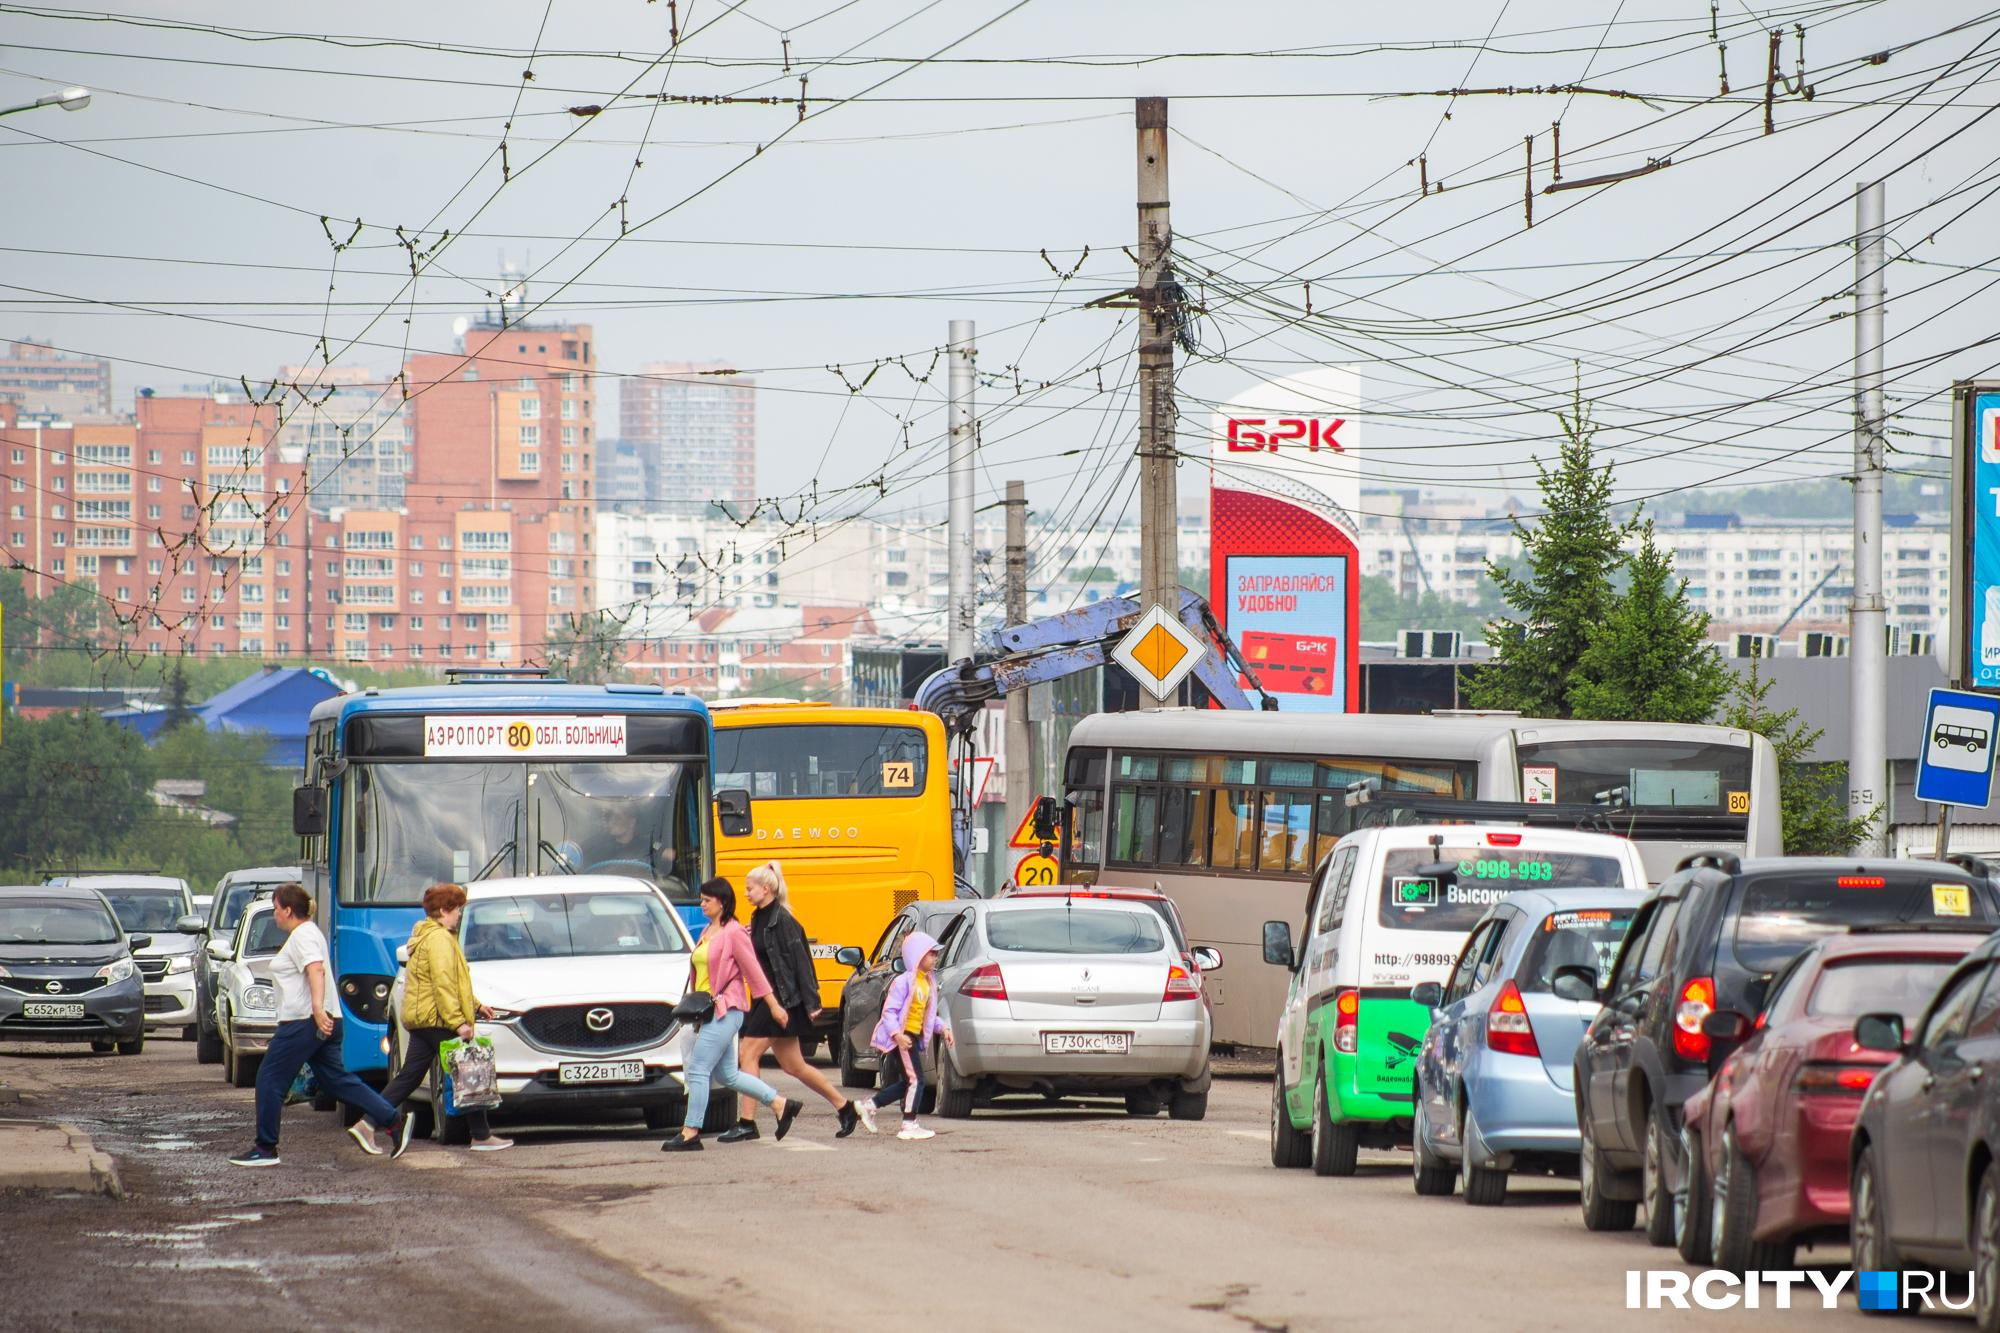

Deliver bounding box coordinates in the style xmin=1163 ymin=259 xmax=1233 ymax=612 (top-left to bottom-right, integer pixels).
xmin=228 ymin=883 xmax=402 ymax=1167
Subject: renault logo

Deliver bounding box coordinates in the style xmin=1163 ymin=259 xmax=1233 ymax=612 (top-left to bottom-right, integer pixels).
xmin=584 ymin=1007 xmax=615 ymax=1032
xmin=45 ymin=980 xmax=63 ymax=994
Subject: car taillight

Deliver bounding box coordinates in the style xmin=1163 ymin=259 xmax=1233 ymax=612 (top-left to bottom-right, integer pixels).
xmin=1333 ymin=988 xmax=1359 ymax=1054
xmin=1164 ymin=964 xmax=1200 ymax=1003
xmin=959 ymin=962 xmax=1008 ymax=1002
xmin=1486 ymin=979 xmax=1539 ymax=1057
xmin=1673 ymin=976 xmax=1716 ymax=1063
xmin=1486 ymin=832 xmax=1522 ymax=847
xmin=1795 ymin=1063 xmax=1877 ymax=1096
xmin=1836 ymin=876 xmax=1886 ymax=888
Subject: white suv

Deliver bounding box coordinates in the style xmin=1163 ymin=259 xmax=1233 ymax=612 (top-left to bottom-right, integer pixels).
xmin=54 ymin=874 xmax=200 ymax=1037
xmin=387 ymin=876 xmax=700 ymax=1143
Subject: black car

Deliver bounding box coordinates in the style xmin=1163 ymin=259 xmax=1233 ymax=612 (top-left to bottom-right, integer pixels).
xmin=833 ymin=899 xmax=974 ymax=1094
xmin=0 ymin=884 xmax=149 ymax=1053
xmin=1850 ymin=929 xmax=2000 ymax=1328
xmin=188 ymin=867 xmax=297 ymax=1065
xmin=1572 ymin=854 xmax=1996 ymax=1247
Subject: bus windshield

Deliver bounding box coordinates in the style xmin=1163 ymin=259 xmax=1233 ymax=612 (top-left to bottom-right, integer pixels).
xmin=342 ymin=761 xmax=704 ymax=907
xmin=714 ymin=723 xmax=929 ymax=798
xmin=1514 ymin=738 xmax=1750 ymax=812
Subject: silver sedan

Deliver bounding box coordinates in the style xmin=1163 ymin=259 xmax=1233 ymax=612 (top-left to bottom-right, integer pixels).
xmin=903 ymin=897 xmax=1215 ymax=1121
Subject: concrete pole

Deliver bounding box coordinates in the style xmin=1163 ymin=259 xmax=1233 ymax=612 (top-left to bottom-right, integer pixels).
xmin=947 ymin=319 xmax=977 ymax=664
xmin=1003 ymin=480 xmax=1033 ymax=840
xmin=1135 ymin=96 xmax=1178 ymax=710
xmin=1850 ymin=180 xmax=1887 ymax=853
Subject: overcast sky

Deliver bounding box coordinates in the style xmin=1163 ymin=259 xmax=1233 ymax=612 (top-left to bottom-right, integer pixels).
xmin=4 ymin=0 xmax=1996 ymax=541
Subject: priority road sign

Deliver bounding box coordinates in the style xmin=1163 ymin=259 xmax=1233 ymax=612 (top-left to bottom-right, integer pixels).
xmin=1111 ymin=604 xmax=1206 ymax=702
xmin=1916 ymin=687 xmax=2000 ymax=808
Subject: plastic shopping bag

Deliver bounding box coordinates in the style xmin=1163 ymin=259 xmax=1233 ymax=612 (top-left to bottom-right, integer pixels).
xmin=285 ymin=1063 xmax=321 ymax=1106
xmin=439 ymin=1035 xmax=501 ymax=1112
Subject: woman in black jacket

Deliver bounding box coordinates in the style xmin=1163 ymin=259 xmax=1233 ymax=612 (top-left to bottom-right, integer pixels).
xmin=723 ymin=861 xmax=864 ymax=1141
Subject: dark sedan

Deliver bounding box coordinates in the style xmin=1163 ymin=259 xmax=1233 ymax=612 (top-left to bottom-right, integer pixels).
xmin=834 ymin=899 xmax=974 ymax=1093
xmin=0 ymin=885 xmax=148 ymax=1053
xmin=1850 ymin=928 xmax=2000 ymax=1328
xmin=1679 ymin=927 xmax=1989 ymax=1271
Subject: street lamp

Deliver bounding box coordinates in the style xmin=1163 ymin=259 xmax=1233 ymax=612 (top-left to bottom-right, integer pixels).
xmin=0 ymin=86 xmax=91 ymax=118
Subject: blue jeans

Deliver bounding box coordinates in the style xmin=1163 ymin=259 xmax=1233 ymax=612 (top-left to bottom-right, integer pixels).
xmin=681 ymin=1007 xmax=778 ymax=1133
xmin=873 ymin=1037 xmax=926 ymax=1116
xmin=255 ymin=1018 xmax=399 ymax=1151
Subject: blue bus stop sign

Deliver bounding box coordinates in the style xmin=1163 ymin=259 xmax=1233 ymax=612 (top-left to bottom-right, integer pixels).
xmin=1917 ymin=687 xmax=2000 ymax=808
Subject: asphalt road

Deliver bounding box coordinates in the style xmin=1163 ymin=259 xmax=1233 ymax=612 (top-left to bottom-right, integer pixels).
xmin=2 ymin=1038 xmax=1879 ymax=1332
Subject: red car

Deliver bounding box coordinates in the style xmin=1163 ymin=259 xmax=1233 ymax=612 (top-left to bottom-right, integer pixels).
xmin=1677 ymin=926 xmax=1990 ymax=1271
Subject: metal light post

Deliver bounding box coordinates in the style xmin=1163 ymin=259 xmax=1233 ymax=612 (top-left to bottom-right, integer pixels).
xmin=0 ymin=87 xmax=91 ymax=118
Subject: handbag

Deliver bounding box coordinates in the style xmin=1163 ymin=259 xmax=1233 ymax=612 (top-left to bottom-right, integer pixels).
xmin=672 ymin=991 xmax=715 ymax=1027
xmin=439 ymin=1035 xmax=501 ymax=1112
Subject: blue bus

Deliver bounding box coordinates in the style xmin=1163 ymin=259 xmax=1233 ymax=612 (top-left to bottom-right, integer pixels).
xmin=292 ymin=671 xmax=714 ymax=1082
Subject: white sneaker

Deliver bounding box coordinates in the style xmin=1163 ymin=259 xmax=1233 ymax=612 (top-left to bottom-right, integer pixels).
xmin=896 ymin=1122 xmax=936 ymax=1141
xmin=855 ymin=1101 xmax=878 ymax=1135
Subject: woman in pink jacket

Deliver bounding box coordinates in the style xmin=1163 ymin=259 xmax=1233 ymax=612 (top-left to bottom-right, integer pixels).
xmin=663 ymin=878 xmax=804 ymax=1152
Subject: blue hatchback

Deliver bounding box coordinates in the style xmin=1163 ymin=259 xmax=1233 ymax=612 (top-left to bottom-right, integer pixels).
xmin=1410 ymin=887 xmax=1645 ymax=1205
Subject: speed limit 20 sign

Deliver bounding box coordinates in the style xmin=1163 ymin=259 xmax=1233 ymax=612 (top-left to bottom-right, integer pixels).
xmin=1012 ymin=854 xmax=1058 ymax=887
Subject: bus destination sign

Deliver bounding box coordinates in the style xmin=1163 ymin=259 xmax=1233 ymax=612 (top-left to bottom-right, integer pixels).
xmin=423 ymin=714 xmax=629 ymax=758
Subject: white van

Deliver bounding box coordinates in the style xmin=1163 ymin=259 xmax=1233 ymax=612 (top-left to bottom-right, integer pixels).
xmin=1265 ymin=824 xmax=1649 ymax=1174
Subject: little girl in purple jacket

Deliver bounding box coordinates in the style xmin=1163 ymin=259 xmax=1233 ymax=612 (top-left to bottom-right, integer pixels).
xmin=864 ymin=931 xmax=954 ymax=1141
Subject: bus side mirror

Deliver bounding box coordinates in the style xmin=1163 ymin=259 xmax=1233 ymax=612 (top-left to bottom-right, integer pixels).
xmin=292 ymin=786 xmax=326 ymax=838
xmin=1032 ymin=795 xmax=1061 ymax=845
xmin=716 ymin=788 xmax=752 ymax=838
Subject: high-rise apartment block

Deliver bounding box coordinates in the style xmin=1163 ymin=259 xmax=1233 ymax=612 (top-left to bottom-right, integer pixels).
xmin=0 ymin=339 xmax=114 ymax=419
xmin=620 ymin=362 xmax=755 ymax=516
xmin=270 ymin=365 xmax=411 ymax=514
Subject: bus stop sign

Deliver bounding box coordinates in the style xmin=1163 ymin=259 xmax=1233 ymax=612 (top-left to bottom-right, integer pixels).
xmin=1917 ymin=687 xmax=2000 ymax=808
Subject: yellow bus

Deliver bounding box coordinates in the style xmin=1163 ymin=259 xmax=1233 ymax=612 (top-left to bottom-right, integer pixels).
xmin=709 ymin=701 xmax=955 ymax=1069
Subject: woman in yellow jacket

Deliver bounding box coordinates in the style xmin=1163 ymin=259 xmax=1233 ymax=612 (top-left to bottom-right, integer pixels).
xmin=379 ymin=883 xmax=513 ymax=1157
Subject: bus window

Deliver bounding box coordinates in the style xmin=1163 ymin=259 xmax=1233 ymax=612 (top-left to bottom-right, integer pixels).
xmin=714 ymin=724 xmax=928 ymax=798
xmin=1258 ymin=789 xmax=1313 ymax=873
xmin=1067 ymin=787 xmax=1104 ymax=869
xmin=1514 ymin=739 xmax=1750 ymax=813
xmin=1211 ymin=790 xmax=1259 ymax=870
xmin=1160 ymin=786 xmax=1210 ymax=867
xmin=1112 ymin=787 xmax=1160 ymax=864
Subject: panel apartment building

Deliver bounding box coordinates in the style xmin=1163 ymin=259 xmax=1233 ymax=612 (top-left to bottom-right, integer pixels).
xmin=619 ymin=362 xmax=756 ymax=517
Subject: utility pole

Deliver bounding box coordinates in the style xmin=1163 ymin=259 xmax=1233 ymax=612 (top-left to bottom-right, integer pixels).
xmin=1850 ymin=179 xmax=1887 ymax=854
xmin=1003 ymin=479 xmax=1033 ymax=840
xmin=947 ymin=319 xmax=977 ymax=665
xmin=1135 ymin=96 xmax=1178 ymax=711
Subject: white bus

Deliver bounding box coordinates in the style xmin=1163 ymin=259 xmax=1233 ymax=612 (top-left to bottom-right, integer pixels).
xmin=1056 ymin=710 xmax=1779 ymax=1048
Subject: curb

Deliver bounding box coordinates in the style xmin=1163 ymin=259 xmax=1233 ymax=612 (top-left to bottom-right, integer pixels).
xmin=0 ymin=1119 xmax=123 ymax=1198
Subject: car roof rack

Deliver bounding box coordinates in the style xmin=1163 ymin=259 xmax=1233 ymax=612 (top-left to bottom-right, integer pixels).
xmin=39 ymin=868 xmax=152 ymax=882
xmin=1672 ymin=851 xmax=1743 ymax=876
xmin=1845 ymin=922 xmax=1997 ymax=935
xmin=443 ymin=666 xmax=567 ymax=684
xmin=1342 ymin=787 xmax=1638 ymax=837
xmin=1945 ymin=853 xmax=1997 ymax=879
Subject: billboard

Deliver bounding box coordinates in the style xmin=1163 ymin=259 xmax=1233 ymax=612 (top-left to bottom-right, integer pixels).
xmin=1208 ymin=369 xmax=1363 ymax=713
xmin=1955 ymin=383 xmax=2000 ymax=689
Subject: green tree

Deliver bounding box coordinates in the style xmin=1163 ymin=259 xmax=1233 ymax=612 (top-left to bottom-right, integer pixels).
xmin=0 ymin=712 xmax=154 ymax=875
xmin=161 ymin=658 xmax=198 ymax=731
xmin=543 ymin=612 xmax=627 ymax=685
xmin=1569 ymin=521 xmax=1731 ymax=723
xmin=1465 ymin=400 xmax=1635 ymax=715
xmin=1720 ymin=658 xmax=1874 ymax=855
xmin=0 ymin=566 xmax=102 ymax=667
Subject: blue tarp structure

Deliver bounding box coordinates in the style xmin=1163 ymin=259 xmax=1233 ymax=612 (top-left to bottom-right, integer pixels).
xmin=105 ymin=667 xmax=344 ymax=767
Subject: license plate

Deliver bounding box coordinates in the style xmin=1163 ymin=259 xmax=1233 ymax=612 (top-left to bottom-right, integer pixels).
xmin=557 ymin=1060 xmax=645 ymax=1085
xmin=1043 ymin=1031 xmax=1129 ymax=1055
xmin=22 ymin=1002 xmax=85 ymax=1020
xmin=809 ymin=944 xmax=844 ymax=959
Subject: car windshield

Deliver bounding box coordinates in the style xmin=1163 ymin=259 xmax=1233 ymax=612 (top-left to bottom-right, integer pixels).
xmin=1376 ymin=847 xmax=1628 ymax=933
xmin=986 ymin=907 xmax=1165 ymax=955
xmin=1731 ymin=874 xmax=1994 ymax=973
xmin=461 ymin=893 xmax=689 ymax=962
xmin=342 ymin=761 xmax=705 ymax=907
xmin=216 ymin=882 xmax=287 ymax=930
xmin=241 ymin=914 xmax=288 ymax=956
xmin=1517 ymin=908 xmax=1637 ymax=993
xmin=97 ymin=889 xmax=186 ymax=934
xmin=0 ymin=900 xmax=122 ymax=945
xmin=1806 ymin=956 xmax=1965 ymax=1020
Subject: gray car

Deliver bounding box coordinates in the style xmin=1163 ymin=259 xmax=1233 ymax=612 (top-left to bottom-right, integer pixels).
xmin=843 ymin=897 xmax=1215 ymax=1120
xmin=210 ymin=902 xmax=286 ymax=1088
xmin=835 ymin=899 xmax=978 ymax=1093
xmin=189 ymin=866 xmax=298 ymax=1064
xmin=0 ymin=884 xmax=148 ymax=1053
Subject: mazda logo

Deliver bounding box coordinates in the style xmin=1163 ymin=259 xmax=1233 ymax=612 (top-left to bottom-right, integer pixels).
xmin=584 ymin=1007 xmax=615 ymax=1032
xmin=44 ymin=980 xmax=62 ymax=994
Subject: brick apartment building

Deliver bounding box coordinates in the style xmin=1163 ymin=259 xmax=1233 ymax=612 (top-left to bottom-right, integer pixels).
xmin=0 ymin=339 xmax=114 ymax=419
xmin=621 ymin=603 xmax=876 ymax=696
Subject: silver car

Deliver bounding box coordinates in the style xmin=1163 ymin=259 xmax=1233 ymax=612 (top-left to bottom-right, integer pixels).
xmin=888 ymin=897 xmax=1215 ymax=1121
xmin=210 ymin=902 xmax=286 ymax=1088
xmin=58 ymin=874 xmax=200 ymax=1036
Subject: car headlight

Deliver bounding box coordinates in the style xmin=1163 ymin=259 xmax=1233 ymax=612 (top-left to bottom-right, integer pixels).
xmin=0 ymin=963 xmax=11 ymax=978
xmin=167 ymin=954 xmax=195 ymax=974
xmin=96 ymin=958 xmax=137 ymax=984
xmin=242 ymin=984 xmax=276 ymax=1013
